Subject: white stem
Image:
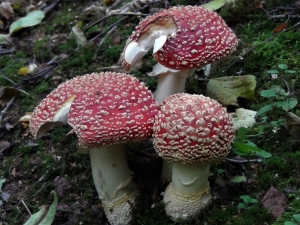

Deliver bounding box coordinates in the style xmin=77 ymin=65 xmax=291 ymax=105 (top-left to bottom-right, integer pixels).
xmin=154 ymin=69 xmax=189 ymax=104
xmin=163 ymin=162 xmax=212 ymax=221
xmin=89 ymin=144 xmax=137 ymax=225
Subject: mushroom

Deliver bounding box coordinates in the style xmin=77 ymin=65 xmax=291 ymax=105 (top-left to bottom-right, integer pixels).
xmin=30 ymin=72 xmax=159 ymax=225
xmin=121 ymin=5 xmax=238 ymax=103
xmin=152 ymin=93 xmax=234 ymax=221
xmin=121 ymin=5 xmax=238 ymax=180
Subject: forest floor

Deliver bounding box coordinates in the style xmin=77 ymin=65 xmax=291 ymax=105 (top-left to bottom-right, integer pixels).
xmin=1 ymin=0 xmax=300 ymax=224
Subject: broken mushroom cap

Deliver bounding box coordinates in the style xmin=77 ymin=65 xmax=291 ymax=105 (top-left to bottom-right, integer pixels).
xmin=121 ymin=5 xmax=238 ymax=71
xmin=67 ymin=72 xmax=159 ymax=147
xmin=29 ymin=76 xmax=95 ymax=139
xmin=153 ymin=93 xmax=234 ymax=164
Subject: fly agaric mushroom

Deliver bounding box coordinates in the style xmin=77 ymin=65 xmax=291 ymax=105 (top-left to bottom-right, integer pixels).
xmin=121 ymin=5 xmax=238 ymax=103
xmin=30 ymin=72 xmax=159 ymax=225
xmin=121 ymin=5 xmax=238 ymax=180
xmin=152 ymin=93 xmax=234 ymax=221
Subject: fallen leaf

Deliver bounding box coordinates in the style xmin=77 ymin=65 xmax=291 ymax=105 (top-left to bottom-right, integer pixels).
xmin=206 ymin=75 xmax=257 ymax=107
xmin=70 ymin=22 xmax=87 ymax=46
xmin=9 ymin=10 xmax=45 ymax=34
xmin=0 ymin=86 xmax=29 ymax=106
xmin=0 ymin=2 xmax=14 ymax=19
xmin=261 ymin=186 xmax=287 ymax=218
xmin=272 ymin=23 xmax=288 ymax=34
xmin=0 ymin=34 xmax=13 ymax=45
xmin=231 ymin=108 xmax=257 ymax=130
xmin=201 ymin=0 xmax=234 ymax=11
xmin=0 ymin=140 xmax=11 ymax=154
xmin=285 ymin=112 xmax=300 ymax=139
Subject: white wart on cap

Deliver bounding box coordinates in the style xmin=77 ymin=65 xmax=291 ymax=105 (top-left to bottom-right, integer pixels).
xmin=67 ymin=72 xmax=159 ymax=147
xmin=153 ymin=93 xmax=234 ymax=163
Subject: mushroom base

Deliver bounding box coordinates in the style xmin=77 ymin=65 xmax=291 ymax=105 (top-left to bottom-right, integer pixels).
xmin=164 ymin=184 xmax=211 ymax=221
xmin=89 ymin=145 xmax=137 ymax=225
xmin=163 ymin=162 xmax=212 ymax=221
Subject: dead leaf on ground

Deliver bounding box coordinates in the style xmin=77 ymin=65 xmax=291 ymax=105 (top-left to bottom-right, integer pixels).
xmin=54 ymin=176 xmax=72 ymax=196
xmin=206 ymin=75 xmax=256 ymax=107
xmin=0 ymin=86 xmax=29 ymax=106
xmin=285 ymin=112 xmax=300 ymax=139
xmin=5 ymin=123 xmax=14 ymax=131
xmin=261 ymin=186 xmax=287 ymax=218
xmin=0 ymin=2 xmax=14 ymax=19
xmin=0 ymin=140 xmax=11 ymax=154
xmin=231 ymin=108 xmax=257 ymax=130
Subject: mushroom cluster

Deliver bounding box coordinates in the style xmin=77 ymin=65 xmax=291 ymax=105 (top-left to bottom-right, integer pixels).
xmin=153 ymin=93 xmax=234 ymax=221
xmin=121 ymin=5 xmax=238 ymax=180
xmin=30 ymin=72 xmax=159 ymax=225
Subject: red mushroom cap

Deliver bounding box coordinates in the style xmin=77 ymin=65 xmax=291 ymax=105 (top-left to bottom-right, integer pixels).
xmin=68 ymin=72 xmax=159 ymax=147
xmin=30 ymin=75 xmax=95 ymax=139
xmin=121 ymin=6 xmax=238 ymax=71
xmin=153 ymin=93 xmax=234 ymax=163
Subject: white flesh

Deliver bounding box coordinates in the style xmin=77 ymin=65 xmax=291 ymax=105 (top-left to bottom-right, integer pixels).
xmin=89 ymin=145 xmax=137 ymax=225
xmin=124 ymin=21 xmax=177 ymax=68
xmin=164 ymin=162 xmax=212 ymax=221
xmin=36 ymin=95 xmax=76 ymax=139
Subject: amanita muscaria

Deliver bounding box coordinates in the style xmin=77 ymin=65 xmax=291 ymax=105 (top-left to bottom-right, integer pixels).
xmin=152 ymin=93 xmax=234 ymax=221
xmin=121 ymin=5 xmax=238 ymax=180
xmin=30 ymin=72 xmax=159 ymax=225
xmin=121 ymin=5 xmax=238 ymax=103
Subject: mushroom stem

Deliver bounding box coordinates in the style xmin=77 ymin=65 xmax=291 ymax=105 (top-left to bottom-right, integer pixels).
xmin=163 ymin=162 xmax=212 ymax=221
xmin=151 ymin=65 xmax=195 ymax=181
xmin=89 ymin=144 xmax=137 ymax=225
xmin=154 ymin=69 xmax=189 ymax=104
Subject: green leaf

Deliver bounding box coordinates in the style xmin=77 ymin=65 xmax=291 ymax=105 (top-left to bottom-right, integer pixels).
xmin=0 ymin=178 xmax=6 ymax=191
xmin=23 ymin=190 xmax=58 ymax=225
xmin=278 ymin=64 xmax=288 ymax=70
xmin=293 ymin=214 xmax=300 ymax=222
xmin=206 ymin=75 xmax=256 ymax=107
xmin=10 ymin=10 xmax=45 ymax=34
xmin=260 ymin=89 xmax=276 ymax=98
xmin=23 ymin=206 xmax=47 ymax=225
xmin=240 ymin=195 xmax=251 ymax=203
xmin=237 ymin=127 xmax=248 ymax=141
xmin=233 ymin=142 xmax=272 ymax=158
xmin=256 ymin=104 xmax=273 ymax=117
xmin=231 ymin=176 xmax=247 ymax=183
xmin=217 ymin=169 xmax=225 ymax=174
xmin=270 ymin=85 xmax=289 ymax=97
xmin=284 ymin=222 xmax=297 ymax=225
xmin=275 ymin=98 xmax=298 ymax=111
xmin=201 ymin=0 xmax=234 ymax=11
xmin=267 ymin=70 xmax=279 ymax=74
xmin=284 ymin=70 xmax=297 ymax=74
xmin=39 ymin=190 xmax=58 ymax=225
xmin=237 ymin=203 xmax=245 ymax=209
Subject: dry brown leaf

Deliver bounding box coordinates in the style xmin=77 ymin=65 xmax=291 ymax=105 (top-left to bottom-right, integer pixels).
xmin=0 ymin=140 xmax=11 ymax=154
xmin=272 ymin=23 xmax=288 ymax=34
xmin=0 ymin=2 xmax=14 ymax=19
xmin=261 ymin=186 xmax=287 ymax=218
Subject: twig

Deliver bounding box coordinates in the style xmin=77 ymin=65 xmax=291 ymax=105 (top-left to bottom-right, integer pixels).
xmin=21 ymin=199 xmax=32 ymax=215
xmin=224 ymin=158 xmax=263 ymax=164
xmin=8 ymin=153 xmax=23 ymax=180
xmin=0 ymin=96 xmax=16 ymax=126
xmin=41 ymin=0 xmax=61 ymax=14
